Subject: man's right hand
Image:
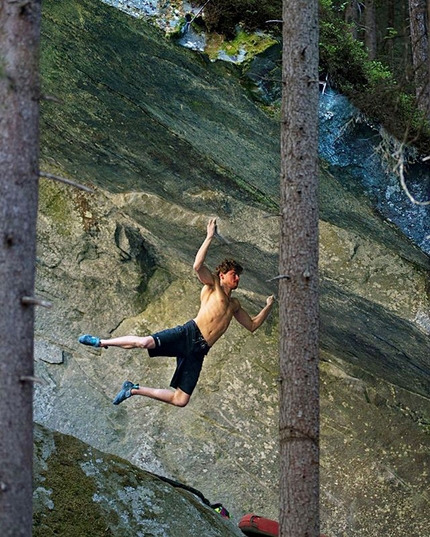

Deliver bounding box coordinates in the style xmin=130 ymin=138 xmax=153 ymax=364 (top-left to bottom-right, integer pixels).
xmin=266 ymin=295 xmax=275 ymax=307
xmin=207 ymin=218 xmax=217 ymax=239
xmin=193 ymin=218 xmax=217 ymax=285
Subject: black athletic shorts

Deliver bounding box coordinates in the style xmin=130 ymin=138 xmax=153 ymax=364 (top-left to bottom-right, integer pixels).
xmin=148 ymin=320 xmax=210 ymax=396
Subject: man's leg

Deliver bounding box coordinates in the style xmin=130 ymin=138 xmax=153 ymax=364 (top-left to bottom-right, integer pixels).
xmin=131 ymin=386 xmax=190 ymax=407
xmin=113 ymin=381 xmax=190 ymax=407
xmin=99 ymin=335 xmax=156 ymax=350
xmin=79 ymin=334 xmax=156 ymax=349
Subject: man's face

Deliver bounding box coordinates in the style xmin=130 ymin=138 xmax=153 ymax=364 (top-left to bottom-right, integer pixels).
xmin=221 ymin=269 xmax=240 ymax=289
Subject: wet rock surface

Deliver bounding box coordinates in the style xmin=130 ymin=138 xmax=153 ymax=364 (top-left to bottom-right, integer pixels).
xmin=319 ymin=90 xmax=430 ymax=256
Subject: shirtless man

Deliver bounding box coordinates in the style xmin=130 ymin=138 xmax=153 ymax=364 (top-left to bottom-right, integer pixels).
xmin=79 ymin=218 xmax=274 ymax=407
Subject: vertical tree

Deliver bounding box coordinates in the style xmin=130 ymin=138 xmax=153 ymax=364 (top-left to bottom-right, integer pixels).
xmin=0 ymin=1 xmax=42 ymax=535
xmin=345 ymin=0 xmax=360 ymax=39
xmin=409 ymin=0 xmax=430 ymax=117
xmin=364 ymin=0 xmax=378 ymax=60
xmin=279 ymin=0 xmax=320 ymax=535
xmin=383 ymin=0 xmax=396 ymax=63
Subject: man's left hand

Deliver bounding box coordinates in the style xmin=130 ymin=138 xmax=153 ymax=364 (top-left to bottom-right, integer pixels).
xmin=266 ymin=295 xmax=275 ymax=307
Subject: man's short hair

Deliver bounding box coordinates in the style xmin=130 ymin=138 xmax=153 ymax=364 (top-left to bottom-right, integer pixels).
xmin=215 ymin=258 xmax=243 ymax=276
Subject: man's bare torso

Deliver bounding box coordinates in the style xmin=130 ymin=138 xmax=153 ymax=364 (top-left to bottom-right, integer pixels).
xmin=194 ymin=276 xmax=240 ymax=346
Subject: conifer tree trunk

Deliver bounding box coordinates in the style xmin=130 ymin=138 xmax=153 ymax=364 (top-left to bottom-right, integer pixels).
xmin=364 ymin=0 xmax=377 ymax=60
xmin=345 ymin=0 xmax=360 ymax=39
xmin=279 ymin=0 xmax=320 ymax=535
xmin=409 ymin=0 xmax=430 ymax=117
xmin=384 ymin=0 xmax=396 ymax=60
xmin=0 ymin=1 xmax=41 ymax=535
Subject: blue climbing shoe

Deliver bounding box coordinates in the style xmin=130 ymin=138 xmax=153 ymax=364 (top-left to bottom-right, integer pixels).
xmin=113 ymin=380 xmax=139 ymax=405
xmin=79 ymin=334 xmax=101 ymax=348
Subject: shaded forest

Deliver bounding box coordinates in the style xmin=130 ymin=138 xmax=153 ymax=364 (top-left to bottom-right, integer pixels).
xmin=195 ymin=0 xmax=430 ymax=155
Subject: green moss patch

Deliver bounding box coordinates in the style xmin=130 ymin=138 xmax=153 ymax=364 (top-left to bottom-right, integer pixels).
xmin=34 ymin=432 xmax=112 ymax=536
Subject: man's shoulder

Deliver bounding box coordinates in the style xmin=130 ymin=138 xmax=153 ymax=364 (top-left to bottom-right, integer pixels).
xmin=201 ymin=274 xmax=219 ymax=290
xmin=200 ymin=282 xmax=215 ymax=297
xmin=230 ymin=296 xmax=241 ymax=311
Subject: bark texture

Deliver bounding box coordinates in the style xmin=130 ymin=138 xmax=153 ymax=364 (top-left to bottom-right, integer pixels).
xmin=279 ymin=0 xmax=320 ymax=535
xmin=0 ymin=1 xmax=41 ymax=535
xmin=409 ymin=0 xmax=430 ymax=117
xmin=345 ymin=0 xmax=360 ymax=39
xmin=364 ymin=0 xmax=377 ymax=60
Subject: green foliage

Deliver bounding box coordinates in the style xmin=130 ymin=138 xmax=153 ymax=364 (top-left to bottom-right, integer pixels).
xmin=384 ymin=27 xmax=398 ymax=40
xmin=319 ymin=19 xmax=369 ymax=91
xmin=196 ymin=0 xmax=430 ymax=152
xmin=319 ymin=2 xmax=430 ymax=153
xmin=319 ymin=0 xmax=334 ymax=10
xmin=205 ymin=28 xmax=277 ymax=62
xmin=319 ymin=17 xmax=395 ymax=94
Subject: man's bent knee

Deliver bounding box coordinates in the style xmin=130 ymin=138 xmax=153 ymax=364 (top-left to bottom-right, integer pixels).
xmin=172 ymin=390 xmax=190 ymax=408
xmin=140 ymin=336 xmax=156 ymax=349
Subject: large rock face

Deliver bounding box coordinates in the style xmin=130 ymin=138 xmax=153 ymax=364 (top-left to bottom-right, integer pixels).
xmin=34 ymin=0 xmax=430 ymax=535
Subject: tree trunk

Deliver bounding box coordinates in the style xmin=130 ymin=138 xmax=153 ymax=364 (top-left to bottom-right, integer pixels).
xmin=409 ymin=0 xmax=430 ymax=117
xmin=364 ymin=0 xmax=378 ymax=60
xmin=279 ymin=0 xmax=320 ymax=536
xmin=384 ymin=0 xmax=396 ymax=60
xmin=0 ymin=1 xmax=41 ymax=535
xmin=345 ymin=0 xmax=360 ymax=40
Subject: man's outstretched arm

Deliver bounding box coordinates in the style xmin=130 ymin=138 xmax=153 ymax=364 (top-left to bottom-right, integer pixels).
xmin=193 ymin=218 xmax=217 ymax=285
xmin=234 ymin=295 xmax=275 ymax=333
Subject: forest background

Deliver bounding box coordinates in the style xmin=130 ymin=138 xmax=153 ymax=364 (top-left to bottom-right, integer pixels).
xmin=193 ymin=0 xmax=430 ymax=157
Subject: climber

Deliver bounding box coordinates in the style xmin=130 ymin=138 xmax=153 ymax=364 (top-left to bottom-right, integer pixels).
xmin=79 ymin=218 xmax=274 ymax=408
